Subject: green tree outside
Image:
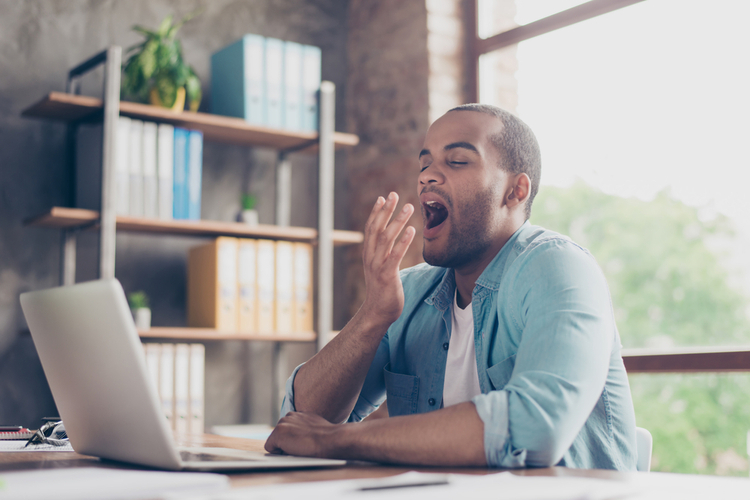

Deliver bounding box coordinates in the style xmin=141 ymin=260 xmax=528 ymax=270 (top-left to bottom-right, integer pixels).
xmin=530 ymin=182 xmax=750 ymax=475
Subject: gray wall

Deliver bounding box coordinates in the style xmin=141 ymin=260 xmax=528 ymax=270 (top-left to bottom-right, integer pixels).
xmin=0 ymin=0 xmax=351 ymax=428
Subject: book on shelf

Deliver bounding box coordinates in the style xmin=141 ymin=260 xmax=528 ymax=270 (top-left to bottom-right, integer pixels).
xmin=142 ymin=121 xmax=159 ymax=219
xmin=172 ymin=127 xmax=189 ymax=220
xmin=174 ymin=343 xmax=191 ymax=435
xmin=293 ymin=242 xmax=314 ymax=332
xmin=256 ymin=239 xmax=276 ymax=334
xmin=187 ymin=130 xmax=203 ymax=221
xmin=237 ymin=239 xmax=259 ymax=334
xmin=275 ymin=241 xmax=294 ymax=333
xmin=189 ymin=343 xmax=205 ymax=435
xmin=187 ymin=237 xmax=239 ymax=332
xmin=301 ymin=44 xmax=321 ymax=131
xmin=264 ymin=37 xmax=284 ymax=129
xmin=283 ymin=41 xmax=303 ymax=131
xmin=157 ymin=123 xmax=174 ymax=220
xmin=158 ymin=343 xmax=175 ymax=429
xmin=210 ymin=34 xmax=265 ymax=125
xmin=128 ymin=119 xmax=144 ymax=217
xmin=142 ymin=342 xmax=205 ymax=434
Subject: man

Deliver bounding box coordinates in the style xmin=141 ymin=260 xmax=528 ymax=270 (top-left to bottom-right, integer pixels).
xmin=265 ymin=104 xmax=637 ymax=470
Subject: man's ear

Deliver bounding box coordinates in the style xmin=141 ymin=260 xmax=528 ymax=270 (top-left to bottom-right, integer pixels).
xmin=506 ymin=173 xmax=531 ymax=209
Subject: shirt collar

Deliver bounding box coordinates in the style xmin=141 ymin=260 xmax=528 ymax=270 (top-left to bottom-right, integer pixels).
xmin=425 ymin=221 xmax=531 ymax=310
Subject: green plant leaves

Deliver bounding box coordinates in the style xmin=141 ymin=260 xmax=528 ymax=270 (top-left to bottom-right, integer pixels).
xmin=120 ymin=12 xmax=202 ymax=109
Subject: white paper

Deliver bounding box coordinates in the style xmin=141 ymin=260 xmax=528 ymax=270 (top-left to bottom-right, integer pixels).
xmin=180 ymin=471 xmax=642 ymax=500
xmin=0 ymin=467 xmax=228 ymax=500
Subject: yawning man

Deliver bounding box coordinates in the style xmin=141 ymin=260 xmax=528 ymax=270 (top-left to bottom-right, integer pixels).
xmin=265 ymin=103 xmax=638 ymax=470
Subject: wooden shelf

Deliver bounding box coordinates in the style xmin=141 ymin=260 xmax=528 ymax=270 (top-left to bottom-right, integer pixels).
xmin=25 ymin=207 xmax=364 ymax=246
xmin=139 ymin=327 xmax=316 ymax=342
xmin=21 ymin=92 xmax=359 ymax=152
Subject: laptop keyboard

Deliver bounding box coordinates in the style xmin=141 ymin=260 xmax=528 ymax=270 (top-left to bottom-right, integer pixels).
xmin=180 ymin=450 xmax=262 ymax=462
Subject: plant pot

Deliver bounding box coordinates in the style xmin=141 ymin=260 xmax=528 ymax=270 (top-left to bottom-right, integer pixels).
xmin=149 ymin=86 xmax=186 ymax=112
xmin=132 ymin=307 xmax=151 ymax=330
xmin=240 ymin=209 xmax=259 ymax=226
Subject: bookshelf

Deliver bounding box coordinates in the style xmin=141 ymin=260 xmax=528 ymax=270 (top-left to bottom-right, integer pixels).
xmin=22 ymin=91 xmax=359 ymax=152
xmin=25 ymin=207 xmax=364 ymax=245
xmin=21 ymin=46 xmax=360 ymax=352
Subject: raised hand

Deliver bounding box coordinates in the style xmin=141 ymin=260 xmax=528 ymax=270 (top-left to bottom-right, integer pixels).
xmin=361 ymin=192 xmax=415 ymax=327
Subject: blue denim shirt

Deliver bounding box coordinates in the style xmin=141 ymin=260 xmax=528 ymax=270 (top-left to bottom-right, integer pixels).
xmin=281 ymin=222 xmax=638 ymax=470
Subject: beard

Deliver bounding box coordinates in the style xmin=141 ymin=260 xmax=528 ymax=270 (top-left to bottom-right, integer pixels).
xmin=422 ymin=185 xmax=498 ymax=269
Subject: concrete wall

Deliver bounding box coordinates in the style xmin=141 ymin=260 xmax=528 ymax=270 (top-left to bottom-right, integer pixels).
xmin=0 ymin=0 xmax=350 ymax=428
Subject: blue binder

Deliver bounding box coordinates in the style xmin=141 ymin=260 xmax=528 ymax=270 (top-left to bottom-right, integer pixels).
xmin=187 ymin=130 xmax=203 ymax=221
xmin=173 ymin=128 xmax=189 ymax=219
xmin=211 ymin=35 xmax=265 ymax=124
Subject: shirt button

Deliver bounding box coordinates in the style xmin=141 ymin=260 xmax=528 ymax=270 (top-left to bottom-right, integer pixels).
xmin=443 ymin=342 xmax=449 ymax=350
xmin=428 ymin=398 xmax=436 ymax=406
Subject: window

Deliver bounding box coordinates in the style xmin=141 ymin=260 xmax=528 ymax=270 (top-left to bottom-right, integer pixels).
xmin=474 ymin=0 xmax=750 ymax=475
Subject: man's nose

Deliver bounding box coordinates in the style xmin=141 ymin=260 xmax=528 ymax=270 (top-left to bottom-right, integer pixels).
xmin=418 ymin=164 xmax=444 ymax=186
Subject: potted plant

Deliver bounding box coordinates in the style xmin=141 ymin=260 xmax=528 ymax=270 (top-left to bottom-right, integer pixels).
xmin=128 ymin=291 xmax=151 ymax=330
xmin=239 ymin=193 xmax=259 ymax=226
xmin=121 ymin=12 xmax=202 ymax=112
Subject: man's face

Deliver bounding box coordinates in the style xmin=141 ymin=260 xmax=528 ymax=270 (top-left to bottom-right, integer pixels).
xmin=418 ymin=111 xmax=509 ymax=269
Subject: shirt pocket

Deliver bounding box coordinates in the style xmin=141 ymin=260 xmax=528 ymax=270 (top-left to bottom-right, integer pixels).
xmin=486 ymin=355 xmax=516 ymax=391
xmin=383 ymin=364 xmax=420 ymax=416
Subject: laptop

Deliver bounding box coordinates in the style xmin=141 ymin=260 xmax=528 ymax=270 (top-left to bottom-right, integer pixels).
xmin=19 ymin=278 xmax=346 ymax=471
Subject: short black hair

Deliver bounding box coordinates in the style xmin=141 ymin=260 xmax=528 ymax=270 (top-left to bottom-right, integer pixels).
xmin=448 ymin=103 xmax=541 ymax=220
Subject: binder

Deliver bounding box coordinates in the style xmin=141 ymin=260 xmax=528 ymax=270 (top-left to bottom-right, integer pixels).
xmin=143 ymin=343 xmax=161 ymax=395
xmin=159 ymin=343 xmax=175 ymax=430
xmin=74 ymin=119 xmax=130 ymax=215
xmin=293 ymin=242 xmax=314 ymax=332
xmin=210 ymin=35 xmax=265 ymax=124
xmin=128 ymin=119 xmax=144 ymax=217
xmin=116 ymin=117 xmax=131 ymax=215
xmin=301 ymin=45 xmax=321 ymax=131
xmin=283 ymin=41 xmax=303 ymax=131
xmin=188 ymin=237 xmax=239 ymax=332
xmin=256 ymin=239 xmax=276 ymax=334
xmin=142 ymin=121 xmax=158 ymax=219
xmin=275 ymin=241 xmax=294 ymax=333
xmin=174 ymin=343 xmax=190 ymax=435
xmin=187 ymin=130 xmax=203 ymax=221
xmin=173 ymin=128 xmax=189 ymax=219
xmin=157 ymin=123 xmax=174 ymax=220
xmin=237 ymin=239 xmax=258 ymax=334
xmin=264 ymin=37 xmax=284 ymax=128
xmin=189 ymin=344 xmax=205 ymax=435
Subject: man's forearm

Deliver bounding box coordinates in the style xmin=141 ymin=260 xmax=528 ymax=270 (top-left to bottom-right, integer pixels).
xmin=329 ymin=402 xmax=486 ymax=466
xmin=293 ymin=306 xmax=390 ymax=423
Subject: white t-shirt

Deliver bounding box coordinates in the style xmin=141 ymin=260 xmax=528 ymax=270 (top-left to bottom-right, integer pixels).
xmin=442 ymin=290 xmax=482 ymax=407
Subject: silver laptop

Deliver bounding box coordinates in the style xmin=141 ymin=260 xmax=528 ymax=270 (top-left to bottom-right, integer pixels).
xmin=19 ymin=279 xmax=345 ymax=471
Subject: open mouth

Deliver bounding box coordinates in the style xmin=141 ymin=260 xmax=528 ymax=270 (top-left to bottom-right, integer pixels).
xmin=423 ymin=200 xmax=449 ymax=233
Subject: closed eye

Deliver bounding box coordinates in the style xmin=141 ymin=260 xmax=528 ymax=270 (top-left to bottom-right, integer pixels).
xmin=450 ymin=161 xmax=467 ymax=165
xmin=420 ymin=164 xmax=431 ymax=172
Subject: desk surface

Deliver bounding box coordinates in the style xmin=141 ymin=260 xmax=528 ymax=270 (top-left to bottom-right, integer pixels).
xmin=1 ymin=434 xmax=747 ymax=498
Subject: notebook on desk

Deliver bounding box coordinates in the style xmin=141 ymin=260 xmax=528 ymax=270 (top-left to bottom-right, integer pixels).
xmin=19 ymin=279 xmax=345 ymax=471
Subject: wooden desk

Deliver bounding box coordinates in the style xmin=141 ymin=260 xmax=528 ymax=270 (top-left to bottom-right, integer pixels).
xmin=1 ymin=434 xmax=748 ymax=498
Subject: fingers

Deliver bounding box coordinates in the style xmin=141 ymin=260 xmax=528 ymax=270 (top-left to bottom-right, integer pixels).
xmin=389 ymin=225 xmax=416 ymax=265
xmin=364 ymin=192 xmax=399 ymax=259
xmin=373 ymin=202 xmax=414 ymax=263
xmin=364 ymin=192 xmax=415 ymax=265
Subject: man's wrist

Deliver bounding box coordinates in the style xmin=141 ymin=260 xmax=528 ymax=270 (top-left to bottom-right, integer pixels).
xmin=356 ymin=301 xmax=396 ymax=334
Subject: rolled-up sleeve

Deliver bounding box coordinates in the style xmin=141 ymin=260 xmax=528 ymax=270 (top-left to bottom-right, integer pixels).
xmin=472 ymin=240 xmax=615 ymax=468
xmin=278 ymin=332 xmax=391 ymax=423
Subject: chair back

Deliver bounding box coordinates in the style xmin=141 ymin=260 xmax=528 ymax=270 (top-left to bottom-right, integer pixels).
xmin=635 ymin=426 xmax=653 ymax=472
